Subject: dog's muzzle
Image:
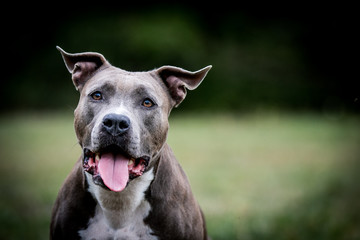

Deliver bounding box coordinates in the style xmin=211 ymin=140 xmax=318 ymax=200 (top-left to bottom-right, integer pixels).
xmin=82 ymin=113 xmax=149 ymax=192
xmin=83 ymin=146 xmax=149 ymax=192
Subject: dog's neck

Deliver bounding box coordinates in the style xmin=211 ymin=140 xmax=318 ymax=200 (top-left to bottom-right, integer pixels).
xmin=85 ymin=167 xmax=154 ymax=229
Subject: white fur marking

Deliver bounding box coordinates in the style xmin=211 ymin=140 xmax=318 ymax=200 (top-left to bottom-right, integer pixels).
xmin=79 ymin=169 xmax=157 ymax=240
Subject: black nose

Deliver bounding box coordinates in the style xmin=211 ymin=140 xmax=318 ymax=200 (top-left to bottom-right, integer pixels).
xmin=102 ymin=114 xmax=131 ymax=136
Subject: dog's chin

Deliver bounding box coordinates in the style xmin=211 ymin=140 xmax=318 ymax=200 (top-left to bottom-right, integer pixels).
xmin=82 ymin=145 xmax=149 ymax=192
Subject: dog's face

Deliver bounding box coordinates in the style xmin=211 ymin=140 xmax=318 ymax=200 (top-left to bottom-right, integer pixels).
xmin=75 ymin=67 xmax=171 ymax=192
xmin=57 ymin=47 xmax=211 ymax=192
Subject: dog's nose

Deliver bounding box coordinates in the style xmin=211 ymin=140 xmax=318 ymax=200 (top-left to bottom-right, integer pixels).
xmin=102 ymin=114 xmax=131 ymax=136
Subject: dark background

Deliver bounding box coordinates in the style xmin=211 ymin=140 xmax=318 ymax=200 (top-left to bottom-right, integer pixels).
xmin=1 ymin=2 xmax=358 ymax=113
xmin=0 ymin=3 xmax=359 ymax=240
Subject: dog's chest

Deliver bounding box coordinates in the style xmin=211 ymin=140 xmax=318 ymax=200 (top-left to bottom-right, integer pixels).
xmin=79 ymin=169 xmax=158 ymax=240
xmin=78 ymin=204 xmax=157 ymax=240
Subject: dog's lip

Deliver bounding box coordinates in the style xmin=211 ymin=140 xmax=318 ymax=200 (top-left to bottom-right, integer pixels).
xmin=83 ymin=146 xmax=150 ymax=165
xmin=84 ymin=145 xmax=130 ymax=159
xmin=82 ymin=146 xmax=150 ymax=191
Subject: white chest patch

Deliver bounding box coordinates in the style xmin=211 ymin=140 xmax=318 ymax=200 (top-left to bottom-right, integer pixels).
xmin=79 ymin=168 xmax=158 ymax=240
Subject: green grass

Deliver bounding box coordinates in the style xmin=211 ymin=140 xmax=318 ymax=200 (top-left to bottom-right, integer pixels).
xmin=0 ymin=111 xmax=359 ymax=239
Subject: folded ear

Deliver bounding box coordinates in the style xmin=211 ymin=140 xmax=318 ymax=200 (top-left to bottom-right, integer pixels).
xmin=56 ymin=46 xmax=110 ymax=91
xmin=156 ymin=65 xmax=212 ymax=107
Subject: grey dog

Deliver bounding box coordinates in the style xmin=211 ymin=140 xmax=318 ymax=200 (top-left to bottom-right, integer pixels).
xmin=50 ymin=47 xmax=212 ymax=240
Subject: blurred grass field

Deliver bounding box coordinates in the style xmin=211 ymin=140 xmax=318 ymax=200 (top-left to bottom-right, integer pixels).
xmin=0 ymin=111 xmax=359 ymax=240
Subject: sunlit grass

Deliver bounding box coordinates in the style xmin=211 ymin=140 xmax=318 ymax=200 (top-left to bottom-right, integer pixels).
xmin=0 ymin=111 xmax=359 ymax=239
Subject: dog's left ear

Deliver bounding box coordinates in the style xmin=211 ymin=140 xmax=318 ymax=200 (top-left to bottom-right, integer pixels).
xmin=57 ymin=46 xmax=110 ymax=91
xmin=156 ymin=65 xmax=212 ymax=107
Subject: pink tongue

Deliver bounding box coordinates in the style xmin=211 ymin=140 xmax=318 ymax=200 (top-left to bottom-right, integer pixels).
xmin=98 ymin=153 xmax=129 ymax=192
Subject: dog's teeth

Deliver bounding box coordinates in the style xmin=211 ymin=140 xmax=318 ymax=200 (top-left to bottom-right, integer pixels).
xmin=128 ymin=159 xmax=134 ymax=166
xmin=95 ymin=154 xmax=100 ymax=162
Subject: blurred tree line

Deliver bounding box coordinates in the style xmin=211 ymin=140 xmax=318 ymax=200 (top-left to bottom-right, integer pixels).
xmin=2 ymin=3 xmax=358 ymax=113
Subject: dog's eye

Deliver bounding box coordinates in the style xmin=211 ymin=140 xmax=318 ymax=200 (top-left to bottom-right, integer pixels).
xmin=142 ymin=98 xmax=155 ymax=108
xmin=91 ymin=91 xmax=103 ymax=100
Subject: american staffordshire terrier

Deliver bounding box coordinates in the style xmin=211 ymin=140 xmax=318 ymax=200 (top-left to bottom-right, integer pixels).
xmin=50 ymin=47 xmax=212 ymax=240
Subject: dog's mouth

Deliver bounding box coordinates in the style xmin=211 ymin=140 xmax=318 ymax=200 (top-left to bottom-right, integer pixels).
xmin=83 ymin=145 xmax=149 ymax=192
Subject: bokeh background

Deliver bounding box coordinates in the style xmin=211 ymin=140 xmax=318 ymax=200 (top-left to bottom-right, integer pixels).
xmin=1 ymin=2 xmax=359 ymax=240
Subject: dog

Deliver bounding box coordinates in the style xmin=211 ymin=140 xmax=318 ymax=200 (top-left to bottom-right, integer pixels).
xmin=50 ymin=46 xmax=212 ymax=240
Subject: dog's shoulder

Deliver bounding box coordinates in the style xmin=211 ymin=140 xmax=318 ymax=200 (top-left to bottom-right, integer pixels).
xmin=145 ymin=144 xmax=207 ymax=240
xmin=50 ymin=159 xmax=96 ymax=240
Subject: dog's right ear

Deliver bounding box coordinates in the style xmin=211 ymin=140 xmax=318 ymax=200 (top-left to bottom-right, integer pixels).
xmin=57 ymin=46 xmax=110 ymax=91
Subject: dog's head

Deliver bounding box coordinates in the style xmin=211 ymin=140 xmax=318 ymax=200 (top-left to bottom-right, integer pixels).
xmin=57 ymin=47 xmax=211 ymax=192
